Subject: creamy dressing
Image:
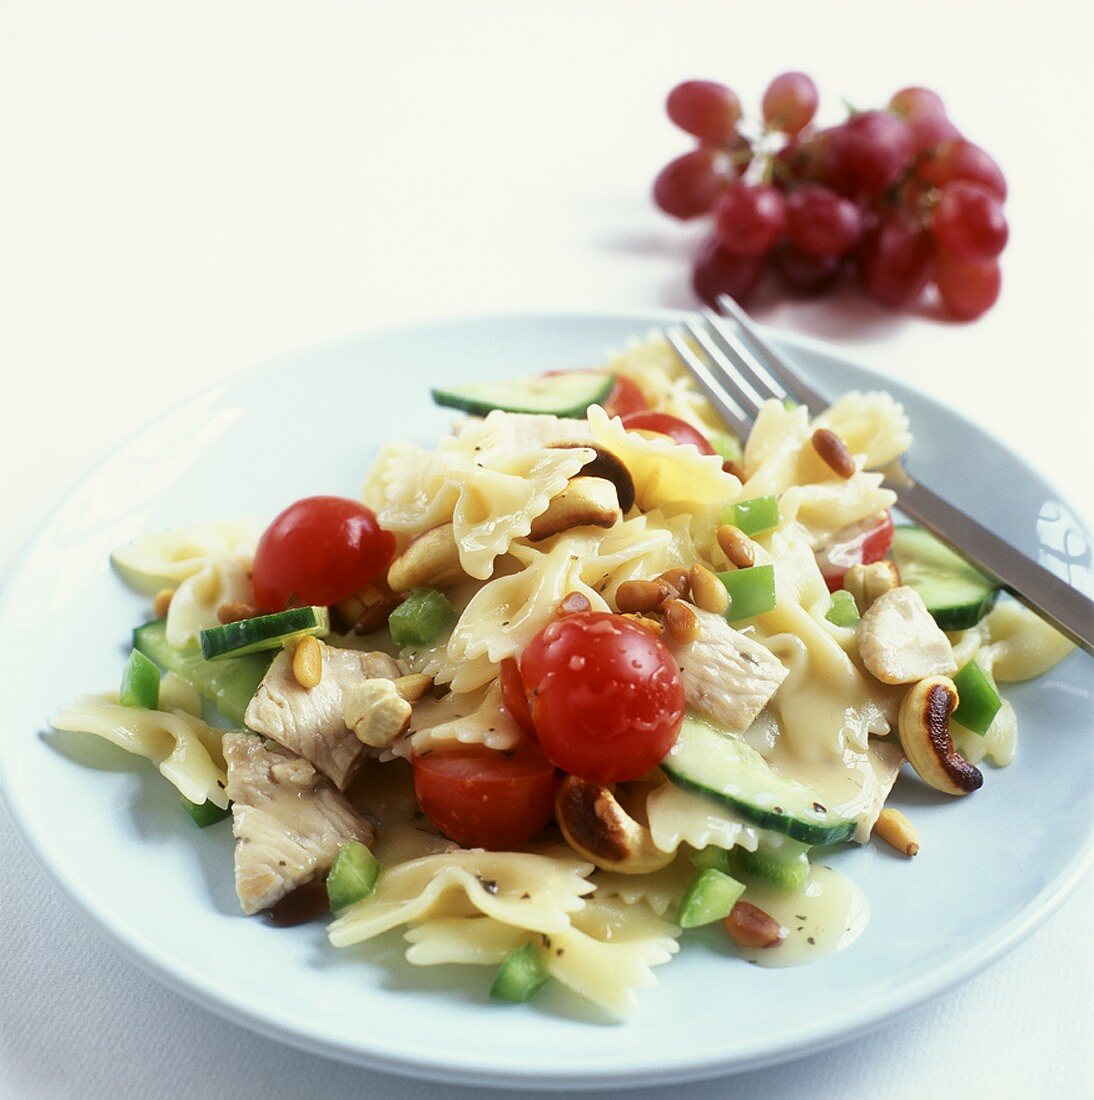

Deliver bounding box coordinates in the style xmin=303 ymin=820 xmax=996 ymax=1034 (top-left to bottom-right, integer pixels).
xmin=734 ymin=865 xmax=869 ymax=968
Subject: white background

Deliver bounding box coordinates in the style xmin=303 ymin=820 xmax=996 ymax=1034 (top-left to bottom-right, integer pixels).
xmin=1 ymin=2 xmax=1091 ymax=1097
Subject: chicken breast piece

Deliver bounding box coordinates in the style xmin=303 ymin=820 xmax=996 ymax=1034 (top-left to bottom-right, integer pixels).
xmin=668 ymin=606 xmax=789 ymax=734
xmin=223 ymin=732 xmax=375 ymax=915
xmin=244 ymin=643 xmax=403 ymax=789
xmin=857 ymin=586 xmax=958 ymax=685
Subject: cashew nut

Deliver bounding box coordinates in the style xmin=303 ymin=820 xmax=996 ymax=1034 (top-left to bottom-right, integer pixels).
xmin=548 ymin=442 xmax=636 ymax=513
xmin=555 ymin=776 xmax=675 ymax=874
xmin=387 ymin=523 xmax=465 ymax=592
xmin=528 ymin=476 xmax=622 ymax=541
xmin=345 ymin=678 xmax=413 ymax=748
xmin=843 ymin=560 xmax=900 ymax=614
xmin=898 ymin=675 xmax=983 ymax=796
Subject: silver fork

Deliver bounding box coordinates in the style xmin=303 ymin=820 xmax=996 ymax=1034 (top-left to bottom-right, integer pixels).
xmin=665 ymin=294 xmax=1094 ymax=656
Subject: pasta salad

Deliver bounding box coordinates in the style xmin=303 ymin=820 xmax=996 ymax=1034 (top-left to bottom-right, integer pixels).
xmin=53 ymin=333 xmax=1075 ymax=1019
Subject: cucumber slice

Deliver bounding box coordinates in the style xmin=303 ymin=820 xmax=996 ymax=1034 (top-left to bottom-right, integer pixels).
xmin=490 ymin=941 xmax=550 ymax=1003
xmin=432 ymin=372 xmax=615 ymax=418
xmin=676 ymin=868 xmax=746 ymax=928
xmin=662 ymin=717 xmax=856 ymax=846
xmin=200 ymin=606 xmax=329 ymax=660
xmin=326 ymin=841 xmax=380 ymax=912
xmin=181 ymin=795 xmax=231 ymax=828
xmin=728 ymin=841 xmax=811 ymax=889
xmin=825 ymin=589 xmax=860 ymax=627
xmin=133 ymin=619 xmax=271 ymax=726
xmin=719 ymin=565 xmax=777 ymax=622
xmin=889 ymin=525 xmax=1000 ymax=630
xmin=726 ymin=495 xmax=780 ymax=536
xmin=952 ymin=660 xmax=1002 ymax=735
xmin=119 ymin=649 xmax=160 ymax=710
xmin=388 ymin=588 xmax=457 ymax=647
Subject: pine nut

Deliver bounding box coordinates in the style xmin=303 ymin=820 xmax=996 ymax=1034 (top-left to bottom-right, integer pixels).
xmin=559 ymin=591 xmax=592 ymax=615
xmin=874 ymin=808 xmax=920 ymax=857
xmin=723 ymin=460 xmax=745 ymax=481
xmin=689 ymin=563 xmax=729 ymax=615
xmin=656 ymin=568 xmax=691 ymax=601
xmin=393 ymin=673 xmax=433 ymax=702
xmin=616 ymin=579 xmax=669 ymax=613
xmin=152 ymin=588 xmax=175 ymax=618
xmin=332 ymin=584 xmax=399 ymax=634
xmin=812 ymin=428 xmax=856 ymax=480
xmin=716 ymin=524 xmax=755 ymax=569
xmin=663 ymin=598 xmax=700 ymax=645
xmin=623 ymin=613 xmax=664 ymax=636
xmin=724 ymin=901 xmax=784 ymax=949
xmin=292 ymin=636 xmax=323 ymax=689
xmin=217 ymin=600 xmax=261 ymax=625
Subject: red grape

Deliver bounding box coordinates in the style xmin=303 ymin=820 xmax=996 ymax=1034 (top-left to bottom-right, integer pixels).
xmin=907 ymin=112 xmax=961 ymax=155
xmin=918 ymin=139 xmax=1007 ymax=201
xmin=786 ymin=184 xmax=862 ymax=257
xmin=935 ymin=255 xmax=1001 ymax=320
xmin=771 ymin=243 xmax=842 ymax=295
xmin=714 ymin=183 xmax=787 ymax=256
xmin=931 ymin=181 xmax=1008 ymax=261
xmin=667 ymin=80 xmax=741 ymax=144
xmin=653 ymin=147 xmax=732 ymax=219
xmin=859 ymin=215 xmax=933 ymax=308
xmin=762 ymin=72 xmax=819 ymax=135
xmin=826 ymin=111 xmax=914 ymax=195
xmin=692 ymin=236 xmax=765 ymax=307
xmin=889 ymin=87 xmax=946 ymax=121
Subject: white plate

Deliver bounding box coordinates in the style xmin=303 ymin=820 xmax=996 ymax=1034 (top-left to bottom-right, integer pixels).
xmin=1 ymin=311 xmax=1090 ymax=1089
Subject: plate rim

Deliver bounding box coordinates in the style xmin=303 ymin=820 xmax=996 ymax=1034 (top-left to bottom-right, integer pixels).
xmin=1 ymin=308 xmax=1090 ymax=1089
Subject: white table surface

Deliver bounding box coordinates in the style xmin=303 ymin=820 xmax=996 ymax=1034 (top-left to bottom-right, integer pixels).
xmin=1 ymin=2 xmax=1091 ymax=1097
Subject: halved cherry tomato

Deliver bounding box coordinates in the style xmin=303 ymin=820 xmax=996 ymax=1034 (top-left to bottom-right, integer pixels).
xmin=620 ymin=412 xmax=716 ymax=455
xmin=520 ymin=611 xmax=685 ymax=784
xmin=252 ymin=496 xmax=396 ymax=612
xmin=411 ymin=742 xmax=557 ymax=849
xmin=816 ymin=511 xmax=895 ymax=592
xmin=603 ymin=375 xmax=648 ymax=418
xmin=499 ymin=657 xmax=537 ymax=738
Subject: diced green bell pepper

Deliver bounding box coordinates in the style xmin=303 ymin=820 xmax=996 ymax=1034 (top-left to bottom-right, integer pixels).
xmin=120 ymin=649 xmax=160 ymax=710
xmin=725 ymin=496 xmax=780 ymax=537
xmin=952 ymin=660 xmax=1002 ymax=735
xmin=388 ymin=588 xmax=457 ymax=647
xmin=719 ymin=565 xmax=777 ymax=622
xmin=825 ymin=589 xmax=860 ymax=627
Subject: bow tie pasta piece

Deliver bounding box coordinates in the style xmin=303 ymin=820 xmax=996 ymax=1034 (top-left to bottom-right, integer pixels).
xmin=364 ymin=413 xmax=596 ymax=579
xmin=812 ymin=390 xmax=912 ymax=469
xmin=645 ymin=782 xmax=763 ymax=856
xmin=592 ymin=858 xmax=698 ymax=918
xmin=747 ymin=526 xmax=898 ymax=757
xmin=51 ymin=695 xmax=229 ymax=809
xmin=401 ymin=680 xmax=524 ymax=758
xmin=588 ymin=405 xmax=740 ymax=511
xmin=403 ymin=897 xmax=681 ymax=1019
xmin=779 ymin=472 xmax=896 ymax=550
xmin=110 ymin=520 xmax=255 ymax=595
xmin=327 ymin=849 xmax=595 ymax=946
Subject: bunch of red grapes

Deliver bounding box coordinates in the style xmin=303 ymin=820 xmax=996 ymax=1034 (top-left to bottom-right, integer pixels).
xmin=653 ymin=74 xmax=1008 ymax=320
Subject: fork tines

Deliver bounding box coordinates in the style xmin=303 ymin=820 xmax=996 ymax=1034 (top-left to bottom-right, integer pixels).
xmin=667 ymin=296 xmax=828 ymax=439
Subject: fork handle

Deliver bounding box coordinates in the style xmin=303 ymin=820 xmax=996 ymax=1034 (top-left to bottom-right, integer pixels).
xmin=890 ymin=478 xmax=1094 ymax=656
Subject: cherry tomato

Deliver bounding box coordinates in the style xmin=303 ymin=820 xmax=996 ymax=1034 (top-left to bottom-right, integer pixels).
xmin=620 ymin=412 xmax=716 ymax=455
xmin=520 ymin=612 xmax=685 ymax=784
xmin=816 ymin=511 xmax=895 ymax=592
xmin=252 ymin=496 xmax=396 ymax=612
xmin=499 ymin=657 xmax=537 ymax=738
xmin=603 ymin=375 xmax=648 ymax=418
xmin=411 ymin=743 xmax=557 ymax=849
